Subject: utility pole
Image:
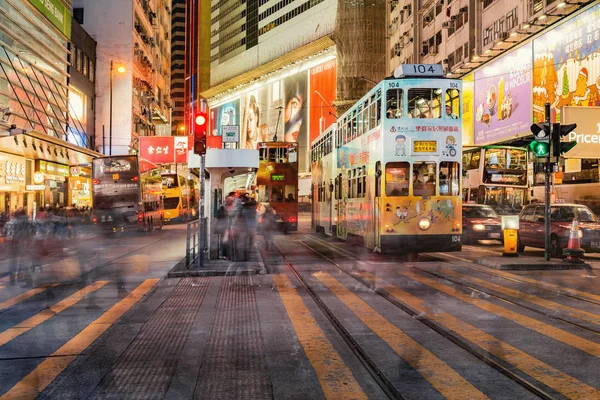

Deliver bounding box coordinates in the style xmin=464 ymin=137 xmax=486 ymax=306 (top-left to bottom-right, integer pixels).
xmin=544 ymin=103 xmax=551 ymax=261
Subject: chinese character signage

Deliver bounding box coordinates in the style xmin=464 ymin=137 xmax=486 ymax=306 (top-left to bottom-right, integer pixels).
xmin=474 ymin=42 xmax=533 ymax=144
xmin=0 ymin=153 xmax=26 ymax=190
xmin=533 ymin=3 xmax=600 ymax=123
xmin=139 ymin=136 xmax=188 ymax=164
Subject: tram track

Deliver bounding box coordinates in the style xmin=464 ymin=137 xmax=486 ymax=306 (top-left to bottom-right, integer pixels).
xmin=275 ymin=233 xmax=557 ymax=400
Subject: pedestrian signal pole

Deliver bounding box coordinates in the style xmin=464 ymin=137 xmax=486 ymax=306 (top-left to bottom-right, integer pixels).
xmin=530 ymin=103 xmax=552 ymax=261
xmin=194 ymin=106 xmax=208 ymax=268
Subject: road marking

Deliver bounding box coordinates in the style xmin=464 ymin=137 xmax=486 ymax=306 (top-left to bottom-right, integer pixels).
xmin=431 ymin=252 xmax=473 ymax=263
xmin=0 ymin=278 xmax=159 ymax=400
xmin=0 ymin=281 xmax=109 ymax=347
xmin=273 ymin=274 xmax=367 ymax=400
xmin=463 ymin=265 xmax=600 ymax=304
xmin=316 ymin=272 xmax=489 ymax=400
xmin=359 ymin=272 xmax=600 ymax=399
xmin=0 ymin=284 xmax=60 ymax=312
xmin=437 ymin=268 xmax=600 ymax=327
xmin=400 ymin=270 xmax=600 ymax=359
xmin=462 ymin=245 xmax=503 ymax=255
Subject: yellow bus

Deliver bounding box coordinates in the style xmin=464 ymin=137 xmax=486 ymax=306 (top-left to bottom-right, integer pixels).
xmin=161 ymin=172 xmax=197 ymax=222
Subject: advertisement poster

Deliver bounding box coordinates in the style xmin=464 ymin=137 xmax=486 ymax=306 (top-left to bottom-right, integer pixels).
xmin=462 ymin=74 xmax=474 ymax=146
xmin=174 ymin=136 xmax=189 ymax=163
xmin=283 ymin=73 xmax=308 ymax=144
xmin=209 ymin=98 xmax=240 ymax=138
xmin=309 ymin=60 xmax=337 ymax=145
xmin=139 ymin=136 xmax=178 ymax=164
xmin=533 ymin=3 xmax=600 ymax=123
xmin=240 ymin=81 xmax=284 ymax=150
xmin=474 ymin=42 xmax=533 ymax=145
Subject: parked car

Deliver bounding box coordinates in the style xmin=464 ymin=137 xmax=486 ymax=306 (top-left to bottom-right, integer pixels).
xmin=517 ymin=203 xmax=600 ymax=257
xmin=462 ymin=204 xmax=503 ymax=244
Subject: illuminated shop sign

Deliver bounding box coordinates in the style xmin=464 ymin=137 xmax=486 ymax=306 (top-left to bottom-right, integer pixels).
xmin=0 ymin=154 xmax=26 ymax=186
xmin=39 ymin=160 xmax=69 ymax=177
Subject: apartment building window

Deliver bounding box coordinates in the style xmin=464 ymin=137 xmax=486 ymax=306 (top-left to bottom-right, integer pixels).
xmin=506 ymin=8 xmax=518 ymax=30
xmin=77 ymin=48 xmax=83 ymax=73
xmin=435 ymin=0 xmax=443 ymax=16
xmin=493 ymin=18 xmax=505 ymax=41
xmin=89 ymin=60 xmax=95 ymax=83
xmin=436 ymin=30 xmax=442 ymax=46
xmin=529 ymin=0 xmax=544 ymax=16
xmin=82 ymin=54 xmax=88 ymax=77
xmin=483 ymin=0 xmax=495 ymax=8
xmin=483 ymin=27 xmax=493 ymax=46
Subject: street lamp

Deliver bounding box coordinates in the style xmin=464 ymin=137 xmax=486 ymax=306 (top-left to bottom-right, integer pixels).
xmin=109 ymin=60 xmax=126 ymax=155
xmin=178 ymin=125 xmax=186 ymax=133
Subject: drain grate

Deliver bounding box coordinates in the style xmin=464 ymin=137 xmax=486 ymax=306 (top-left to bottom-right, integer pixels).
xmin=91 ymin=278 xmax=210 ymax=399
xmin=193 ymin=276 xmax=273 ymax=400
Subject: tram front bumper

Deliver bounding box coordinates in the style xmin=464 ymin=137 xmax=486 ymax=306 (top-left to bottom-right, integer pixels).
xmin=380 ymin=234 xmax=461 ymax=254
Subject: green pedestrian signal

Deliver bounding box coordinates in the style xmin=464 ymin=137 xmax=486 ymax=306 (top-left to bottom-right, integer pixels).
xmin=530 ymin=123 xmax=551 ymax=157
xmin=530 ymin=140 xmax=549 ymax=157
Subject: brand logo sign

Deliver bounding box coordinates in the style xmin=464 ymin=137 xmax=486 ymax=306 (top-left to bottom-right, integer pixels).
xmin=567 ymin=123 xmax=600 ymax=144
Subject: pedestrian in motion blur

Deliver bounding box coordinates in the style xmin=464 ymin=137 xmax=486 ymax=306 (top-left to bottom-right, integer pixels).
xmin=241 ymin=195 xmax=258 ymax=260
xmin=259 ymin=204 xmax=277 ymax=250
xmin=3 ymin=208 xmax=33 ymax=286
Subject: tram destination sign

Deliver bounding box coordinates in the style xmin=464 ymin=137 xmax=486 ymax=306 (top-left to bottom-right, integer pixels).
xmin=393 ymin=64 xmax=444 ymax=78
xmin=413 ymin=140 xmax=437 ymax=153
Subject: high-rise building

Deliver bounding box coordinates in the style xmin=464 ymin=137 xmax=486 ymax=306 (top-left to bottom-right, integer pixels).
xmin=72 ymin=0 xmax=172 ymax=155
xmin=204 ymin=0 xmax=387 ymax=173
xmin=0 ymin=0 xmax=101 ymax=214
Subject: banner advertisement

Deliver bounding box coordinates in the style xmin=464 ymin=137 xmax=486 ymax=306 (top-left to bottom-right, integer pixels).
xmin=309 ymin=60 xmax=337 ymax=145
xmin=240 ymin=81 xmax=284 ymax=150
xmin=139 ymin=136 xmax=188 ymax=164
xmin=209 ymin=98 xmax=240 ymax=137
xmin=533 ymin=3 xmax=600 ymax=123
xmin=462 ymin=73 xmax=474 ymax=146
xmin=474 ymin=42 xmax=533 ymax=144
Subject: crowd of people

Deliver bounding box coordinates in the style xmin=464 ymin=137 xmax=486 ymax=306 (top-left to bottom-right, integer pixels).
xmin=1 ymin=205 xmax=93 ymax=286
xmin=214 ymin=192 xmax=278 ymax=260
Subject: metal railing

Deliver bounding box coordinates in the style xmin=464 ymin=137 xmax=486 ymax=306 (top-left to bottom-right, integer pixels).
xmin=185 ymin=218 xmax=207 ymax=268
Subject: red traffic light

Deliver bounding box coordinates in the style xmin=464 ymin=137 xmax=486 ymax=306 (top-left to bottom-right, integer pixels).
xmin=195 ymin=112 xmax=207 ymax=127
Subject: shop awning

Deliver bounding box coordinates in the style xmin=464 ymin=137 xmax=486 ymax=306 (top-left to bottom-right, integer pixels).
xmin=0 ymin=130 xmax=102 ymax=165
xmin=563 ymin=143 xmax=600 ymax=159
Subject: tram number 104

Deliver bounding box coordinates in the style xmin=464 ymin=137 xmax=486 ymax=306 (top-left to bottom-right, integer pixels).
xmin=394 ymin=64 xmax=445 ymax=78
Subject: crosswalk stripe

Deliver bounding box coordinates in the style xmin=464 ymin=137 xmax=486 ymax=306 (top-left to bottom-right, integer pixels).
xmin=0 ymin=284 xmax=60 ymax=312
xmin=0 ymin=278 xmax=159 ymax=400
xmin=400 ymin=270 xmax=600 ymax=358
xmin=462 ymin=264 xmax=600 ymax=304
xmin=359 ymin=272 xmax=600 ymax=399
xmin=316 ymin=272 xmax=489 ymax=400
xmin=0 ymin=281 xmax=109 ymax=347
xmin=274 ymin=274 xmax=367 ymax=400
xmin=437 ymin=268 xmax=600 ymax=327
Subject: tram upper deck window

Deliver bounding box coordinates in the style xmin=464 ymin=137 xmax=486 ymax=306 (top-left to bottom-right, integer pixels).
xmin=446 ymin=89 xmax=460 ymax=119
xmin=413 ymin=162 xmax=437 ymax=196
xmin=386 ymin=89 xmax=404 ymax=119
xmin=261 ymin=147 xmax=288 ymax=163
xmin=407 ymin=88 xmax=442 ymax=118
xmin=385 ymin=162 xmax=409 ymax=196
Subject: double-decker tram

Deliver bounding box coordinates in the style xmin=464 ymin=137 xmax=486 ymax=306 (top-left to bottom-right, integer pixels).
xmin=255 ymin=141 xmax=299 ymax=231
xmin=311 ymin=126 xmax=336 ymax=235
xmin=92 ymin=156 xmax=164 ymax=232
xmin=311 ymin=64 xmax=463 ymax=253
xmin=462 ymin=146 xmax=528 ymax=214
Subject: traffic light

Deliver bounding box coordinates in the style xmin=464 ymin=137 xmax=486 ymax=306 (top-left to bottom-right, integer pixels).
xmin=193 ymin=111 xmax=208 ymax=155
xmin=552 ymin=123 xmax=577 ymax=158
xmin=530 ymin=123 xmax=551 ymax=157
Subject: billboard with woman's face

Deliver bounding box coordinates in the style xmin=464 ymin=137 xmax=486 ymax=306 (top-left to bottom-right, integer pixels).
xmin=240 ymin=80 xmax=284 ymax=150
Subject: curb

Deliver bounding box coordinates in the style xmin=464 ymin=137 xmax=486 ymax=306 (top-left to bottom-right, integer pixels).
xmin=476 ymin=256 xmax=592 ymax=271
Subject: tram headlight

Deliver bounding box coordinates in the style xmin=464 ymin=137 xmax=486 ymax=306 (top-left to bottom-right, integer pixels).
xmin=473 ymin=224 xmax=486 ymax=231
xmin=418 ymin=218 xmax=431 ymax=231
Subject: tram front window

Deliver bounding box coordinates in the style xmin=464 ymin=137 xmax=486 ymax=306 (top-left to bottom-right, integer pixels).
xmin=413 ymin=162 xmax=437 ymax=196
xmin=483 ymin=186 xmax=524 ymax=214
xmin=385 ymin=162 xmax=409 ymax=196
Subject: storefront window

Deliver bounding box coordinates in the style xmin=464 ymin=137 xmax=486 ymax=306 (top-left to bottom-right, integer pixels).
xmin=385 ymin=162 xmax=409 ymax=196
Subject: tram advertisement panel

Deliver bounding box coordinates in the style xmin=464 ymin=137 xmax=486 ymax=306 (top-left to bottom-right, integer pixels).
xmin=473 ymin=42 xmax=533 ymax=145
xmin=381 ymin=79 xmax=462 ymax=238
xmin=533 ymin=2 xmax=600 ymax=123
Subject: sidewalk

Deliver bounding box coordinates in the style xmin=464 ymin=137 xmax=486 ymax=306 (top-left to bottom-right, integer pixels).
xmin=168 ymin=243 xmax=267 ymax=277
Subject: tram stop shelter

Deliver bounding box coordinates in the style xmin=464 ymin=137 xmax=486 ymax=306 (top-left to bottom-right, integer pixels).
xmin=190 ymin=148 xmax=259 ymax=259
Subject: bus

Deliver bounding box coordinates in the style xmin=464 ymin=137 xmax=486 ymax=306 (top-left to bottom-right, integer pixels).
xmin=311 ymin=64 xmax=463 ymax=253
xmin=462 ymin=146 xmax=528 ymax=214
xmin=92 ymin=156 xmax=164 ymax=232
xmin=256 ymin=141 xmax=299 ymax=231
xmin=161 ymin=170 xmax=197 ymax=222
